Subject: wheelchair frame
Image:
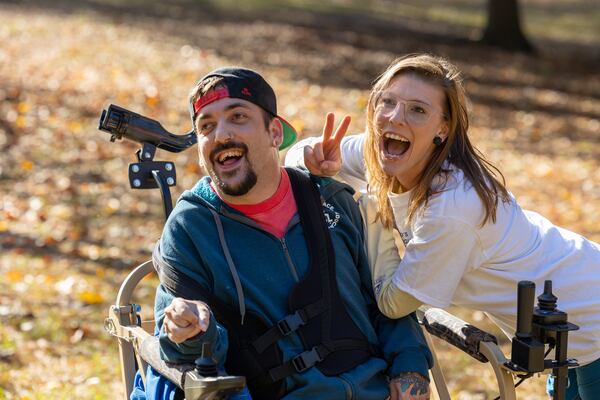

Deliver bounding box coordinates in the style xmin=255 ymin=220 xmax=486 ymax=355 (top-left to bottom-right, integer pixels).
xmin=106 ymin=259 xmax=521 ymax=400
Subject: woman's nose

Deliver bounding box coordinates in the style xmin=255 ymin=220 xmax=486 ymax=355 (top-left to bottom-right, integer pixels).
xmin=388 ymin=103 xmax=406 ymax=125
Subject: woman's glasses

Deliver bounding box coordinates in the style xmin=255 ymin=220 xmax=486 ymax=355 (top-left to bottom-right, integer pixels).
xmin=375 ymin=94 xmax=443 ymax=125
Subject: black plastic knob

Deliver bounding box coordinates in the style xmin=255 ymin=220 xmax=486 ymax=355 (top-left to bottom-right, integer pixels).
xmin=195 ymin=342 xmax=218 ymax=377
xmin=516 ymin=281 xmax=535 ymax=339
xmin=537 ymin=280 xmax=558 ymax=311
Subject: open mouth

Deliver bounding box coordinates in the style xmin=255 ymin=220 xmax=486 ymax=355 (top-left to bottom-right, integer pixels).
xmin=383 ymin=133 xmax=410 ymax=158
xmin=210 ymin=142 xmax=249 ymax=173
xmin=215 ymin=149 xmax=244 ymax=166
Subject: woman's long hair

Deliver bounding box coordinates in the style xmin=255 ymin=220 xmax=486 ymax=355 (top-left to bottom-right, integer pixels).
xmin=364 ymin=54 xmax=509 ymax=229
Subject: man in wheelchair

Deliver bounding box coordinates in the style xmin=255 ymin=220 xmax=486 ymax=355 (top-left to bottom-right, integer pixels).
xmin=131 ymin=67 xmax=433 ymax=400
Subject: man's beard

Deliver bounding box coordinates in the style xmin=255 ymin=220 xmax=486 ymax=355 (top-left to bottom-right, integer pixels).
xmin=214 ymin=163 xmax=257 ymax=196
xmin=209 ymin=142 xmax=258 ymax=196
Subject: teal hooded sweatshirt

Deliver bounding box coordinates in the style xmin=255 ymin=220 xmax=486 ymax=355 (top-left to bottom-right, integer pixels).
xmin=154 ymin=173 xmax=432 ymax=399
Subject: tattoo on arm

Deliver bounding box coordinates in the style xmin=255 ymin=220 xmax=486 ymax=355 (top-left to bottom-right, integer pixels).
xmin=394 ymin=373 xmax=430 ymax=395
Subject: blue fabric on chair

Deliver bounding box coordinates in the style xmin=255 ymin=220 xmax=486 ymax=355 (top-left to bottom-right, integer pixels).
xmin=130 ymin=367 xmax=180 ymax=400
xmin=129 ymin=366 xmax=252 ymax=400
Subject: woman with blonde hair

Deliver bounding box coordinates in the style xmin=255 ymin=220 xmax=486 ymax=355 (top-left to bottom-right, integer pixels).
xmin=286 ymin=53 xmax=600 ymax=399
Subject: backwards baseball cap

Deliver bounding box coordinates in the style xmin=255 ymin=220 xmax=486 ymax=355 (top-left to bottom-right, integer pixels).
xmin=189 ymin=67 xmax=297 ymax=150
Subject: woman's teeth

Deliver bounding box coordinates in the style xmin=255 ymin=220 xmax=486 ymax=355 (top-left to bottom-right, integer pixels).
xmin=384 ymin=133 xmax=410 ymax=156
xmin=385 ymin=133 xmax=409 ymax=143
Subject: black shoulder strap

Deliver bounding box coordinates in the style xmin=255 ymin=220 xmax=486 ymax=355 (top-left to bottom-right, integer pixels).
xmin=283 ymin=168 xmax=376 ymax=377
xmin=285 ymin=168 xmax=333 ymax=293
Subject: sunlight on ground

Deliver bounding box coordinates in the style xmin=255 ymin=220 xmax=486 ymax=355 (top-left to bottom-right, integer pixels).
xmin=1 ymin=1 xmax=598 ymax=398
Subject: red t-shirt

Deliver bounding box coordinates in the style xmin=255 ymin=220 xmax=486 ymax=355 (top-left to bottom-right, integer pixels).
xmin=219 ymin=169 xmax=298 ymax=238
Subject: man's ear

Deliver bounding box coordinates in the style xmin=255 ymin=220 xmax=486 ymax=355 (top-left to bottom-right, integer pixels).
xmin=269 ymin=117 xmax=284 ymax=148
xmin=197 ymin=141 xmax=206 ymax=168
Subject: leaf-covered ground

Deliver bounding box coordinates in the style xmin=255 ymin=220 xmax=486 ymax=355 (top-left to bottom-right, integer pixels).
xmin=1 ymin=1 xmax=598 ymax=399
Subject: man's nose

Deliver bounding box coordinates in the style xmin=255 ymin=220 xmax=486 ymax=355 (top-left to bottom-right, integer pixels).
xmin=214 ymin=121 xmax=232 ymax=143
xmin=388 ymin=102 xmax=406 ymax=125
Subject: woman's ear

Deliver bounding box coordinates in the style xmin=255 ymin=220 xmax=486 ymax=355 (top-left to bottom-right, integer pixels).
xmin=438 ymin=121 xmax=449 ymax=142
xmin=269 ymin=117 xmax=284 ymax=148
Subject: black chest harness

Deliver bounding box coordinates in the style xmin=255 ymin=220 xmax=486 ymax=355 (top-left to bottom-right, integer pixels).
xmin=157 ymin=169 xmax=380 ymax=399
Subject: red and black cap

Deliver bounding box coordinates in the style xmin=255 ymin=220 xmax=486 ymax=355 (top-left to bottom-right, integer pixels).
xmin=189 ymin=67 xmax=297 ymax=150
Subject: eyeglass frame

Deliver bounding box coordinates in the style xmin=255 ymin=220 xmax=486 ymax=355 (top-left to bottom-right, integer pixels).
xmin=374 ymin=92 xmax=446 ymax=125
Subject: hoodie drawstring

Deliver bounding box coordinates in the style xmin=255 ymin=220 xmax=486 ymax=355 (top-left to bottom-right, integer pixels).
xmin=209 ymin=208 xmax=246 ymax=325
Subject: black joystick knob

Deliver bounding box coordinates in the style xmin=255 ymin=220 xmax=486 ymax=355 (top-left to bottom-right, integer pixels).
xmin=195 ymin=342 xmax=218 ymax=377
xmin=537 ymin=280 xmax=558 ymax=311
xmin=516 ymin=281 xmax=535 ymax=339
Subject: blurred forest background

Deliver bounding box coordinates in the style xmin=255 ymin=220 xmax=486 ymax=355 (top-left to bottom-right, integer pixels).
xmin=0 ymin=0 xmax=598 ymax=398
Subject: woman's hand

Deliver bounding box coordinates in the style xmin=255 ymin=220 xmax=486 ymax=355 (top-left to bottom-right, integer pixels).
xmin=303 ymin=112 xmax=351 ymax=176
xmin=389 ymin=372 xmax=430 ymax=400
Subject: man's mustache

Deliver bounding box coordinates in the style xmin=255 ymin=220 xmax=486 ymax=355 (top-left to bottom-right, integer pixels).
xmin=210 ymin=141 xmax=249 ymax=162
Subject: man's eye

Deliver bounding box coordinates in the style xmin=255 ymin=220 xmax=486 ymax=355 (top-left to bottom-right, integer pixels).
xmin=199 ymin=122 xmax=215 ymax=134
xmin=232 ymin=112 xmax=248 ymax=121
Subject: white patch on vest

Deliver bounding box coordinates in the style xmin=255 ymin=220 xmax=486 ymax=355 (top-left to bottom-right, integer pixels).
xmin=399 ymin=230 xmax=411 ymax=245
xmin=373 ymin=277 xmax=383 ymax=296
xmin=322 ymin=202 xmax=341 ymax=229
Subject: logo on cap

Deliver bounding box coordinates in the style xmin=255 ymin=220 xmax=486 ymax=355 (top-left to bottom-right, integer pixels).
xmin=241 ymin=87 xmax=252 ymax=97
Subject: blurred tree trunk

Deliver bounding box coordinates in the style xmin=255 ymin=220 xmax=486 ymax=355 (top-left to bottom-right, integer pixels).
xmin=481 ymin=0 xmax=534 ymax=53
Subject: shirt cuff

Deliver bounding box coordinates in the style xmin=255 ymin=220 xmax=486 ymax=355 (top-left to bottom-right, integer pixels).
xmin=388 ymin=347 xmax=431 ymax=381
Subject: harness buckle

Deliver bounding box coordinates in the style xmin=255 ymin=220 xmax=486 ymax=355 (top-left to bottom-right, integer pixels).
xmin=277 ymin=310 xmax=306 ymax=336
xmin=291 ymin=347 xmax=323 ymax=373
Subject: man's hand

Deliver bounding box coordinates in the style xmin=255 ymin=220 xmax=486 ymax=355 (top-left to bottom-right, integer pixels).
xmin=389 ymin=372 xmax=430 ymax=400
xmin=303 ymin=112 xmax=351 ymax=176
xmin=163 ymin=298 xmax=211 ymax=344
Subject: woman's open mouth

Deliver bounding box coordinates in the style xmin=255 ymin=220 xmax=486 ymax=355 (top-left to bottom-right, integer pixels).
xmin=382 ymin=133 xmax=410 ymax=158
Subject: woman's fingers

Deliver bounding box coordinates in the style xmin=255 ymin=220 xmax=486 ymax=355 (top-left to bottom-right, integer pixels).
xmin=319 ymin=161 xmax=341 ymax=176
xmin=322 ymin=112 xmax=335 ymax=142
xmin=302 ymin=112 xmax=349 ymax=177
xmin=331 ymin=115 xmax=351 ymax=145
xmin=304 ymin=145 xmax=323 ymax=175
xmin=322 ymin=112 xmax=350 ymax=146
xmin=312 ymin=141 xmax=325 ymax=164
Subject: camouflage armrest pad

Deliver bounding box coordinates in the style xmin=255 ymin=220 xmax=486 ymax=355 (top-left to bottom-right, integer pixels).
xmin=420 ymin=308 xmax=498 ymax=363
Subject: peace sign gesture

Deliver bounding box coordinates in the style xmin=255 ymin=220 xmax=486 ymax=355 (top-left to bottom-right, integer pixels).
xmin=303 ymin=112 xmax=351 ymax=177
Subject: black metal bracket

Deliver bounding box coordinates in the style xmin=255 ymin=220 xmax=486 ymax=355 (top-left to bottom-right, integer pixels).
xmin=128 ymin=142 xmax=176 ymax=220
xmin=128 ymin=161 xmax=176 ymax=190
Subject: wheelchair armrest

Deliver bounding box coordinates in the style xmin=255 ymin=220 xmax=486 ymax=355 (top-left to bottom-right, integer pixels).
xmin=139 ymin=335 xmax=192 ymax=389
xmin=418 ymin=307 xmax=498 ymax=363
xmin=138 ymin=335 xmax=246 ymax=400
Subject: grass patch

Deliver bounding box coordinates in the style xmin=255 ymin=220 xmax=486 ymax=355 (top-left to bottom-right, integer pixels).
xmin=201 ymin=0 xmax=598 ymax=44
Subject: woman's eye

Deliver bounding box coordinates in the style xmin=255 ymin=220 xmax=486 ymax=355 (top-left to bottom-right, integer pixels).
xmin=380 ymin=97 xmax=396 ymax=107
xmin=409 ymin=104 xmax=427 ymax=114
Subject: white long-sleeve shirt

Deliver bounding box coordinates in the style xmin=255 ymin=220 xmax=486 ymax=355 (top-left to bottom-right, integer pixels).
xmin=286 ymin=133 xmax=600 ymax=366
